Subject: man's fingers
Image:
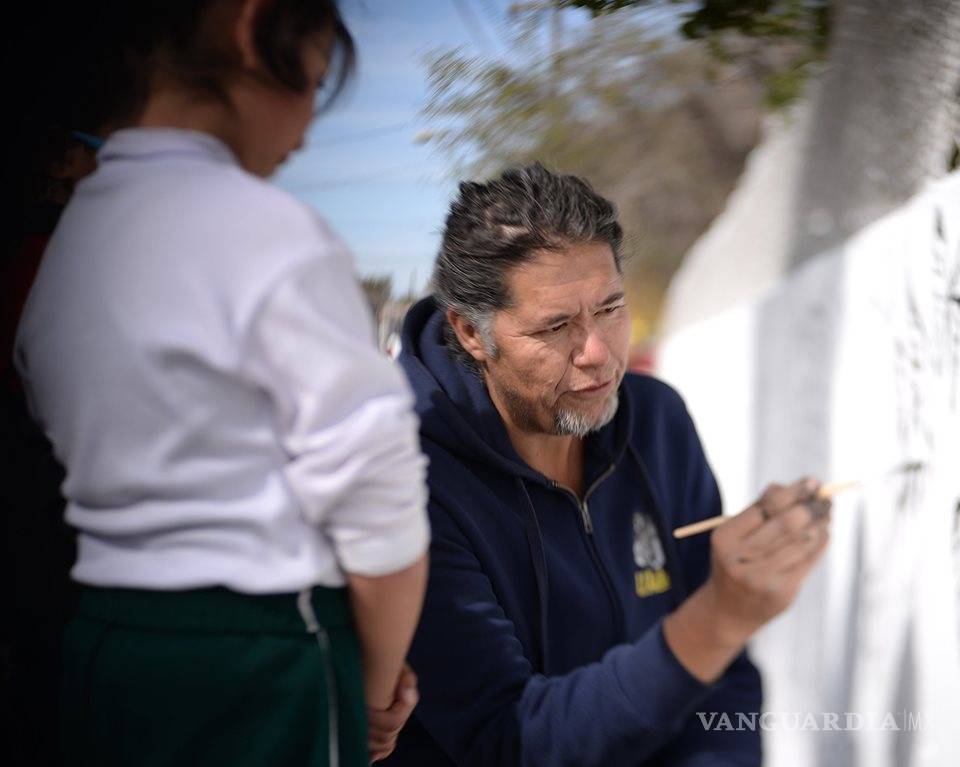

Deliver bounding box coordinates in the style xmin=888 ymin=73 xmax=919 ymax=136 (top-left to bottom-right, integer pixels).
xmin=739 ymin=500 xmax=819 ymax=556
xmin=722 ymin=477 xmax=821 ymax=542
xmin=768 ymin=523 xmax=829 ymax=572
xmin=718 ymin=502 xmax=768 ymax=540
xmin=760 ymin=477 xmax=819 ymax=516
xmin=780 ymin=524 xmax=831 ymax=578
xmin=741 ymin=519 xmax=829 ymax=574
xmin=806 ymin=497 xmax=832 ymax=521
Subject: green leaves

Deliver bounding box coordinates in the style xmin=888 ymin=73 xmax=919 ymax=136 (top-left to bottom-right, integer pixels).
xmin=567 ymin=0 xmax=830 ymax=50
xmin=420 ymin=2 xmax=831 ymax=337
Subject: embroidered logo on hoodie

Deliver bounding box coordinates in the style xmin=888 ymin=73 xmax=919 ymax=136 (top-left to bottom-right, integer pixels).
xmin=633 ymin=512 xmax=671 ymax=597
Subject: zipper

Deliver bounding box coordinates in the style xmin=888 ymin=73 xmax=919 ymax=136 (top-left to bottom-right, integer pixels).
xmin=551 ymin=462 xmax=616 ymax=536
xmin=549 ymin=463 xmax=626 ymax=638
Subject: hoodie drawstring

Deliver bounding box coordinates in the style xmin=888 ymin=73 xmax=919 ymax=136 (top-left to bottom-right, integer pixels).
xmin=517 ymin=449 xmax=687 ymax=673
xmin=628 ymin=444 xmax=690 ymax=607
xmin=516 ymin=477 xmax=552 ymax=676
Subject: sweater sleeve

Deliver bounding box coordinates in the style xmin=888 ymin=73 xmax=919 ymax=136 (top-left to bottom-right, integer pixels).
xmin=403 ymin=497 xmax=717 ymax=767
xmin=238 ymin=250 xmax=429 ymax=577
xmin=652 ymin=393 xmax=763 ymax=765
xmin=650 ymin=650 xmax=763 ymax=766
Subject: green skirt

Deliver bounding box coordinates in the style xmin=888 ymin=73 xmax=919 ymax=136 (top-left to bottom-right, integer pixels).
xmin=60 ymin=585 xmax=367 ymax=767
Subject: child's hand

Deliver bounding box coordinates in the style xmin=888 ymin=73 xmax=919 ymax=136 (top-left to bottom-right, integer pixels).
xmin=368 ymin=663 xmax=419 ymax=763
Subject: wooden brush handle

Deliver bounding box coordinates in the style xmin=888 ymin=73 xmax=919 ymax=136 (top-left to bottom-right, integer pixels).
xmin=672 ymin=480 xmax=859 ymax=539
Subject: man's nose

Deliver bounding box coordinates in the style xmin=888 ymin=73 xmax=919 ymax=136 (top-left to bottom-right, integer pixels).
xmin=572 ymin=323 xmax=611 ymax=369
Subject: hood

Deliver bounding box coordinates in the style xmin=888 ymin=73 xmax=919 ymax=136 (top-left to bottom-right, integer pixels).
xmin=398 ymin=296 xmax=632 ymax=482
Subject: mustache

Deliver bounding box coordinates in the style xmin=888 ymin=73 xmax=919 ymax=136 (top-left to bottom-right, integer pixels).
xmin=568 ymin=365 xmax=624 ymax=391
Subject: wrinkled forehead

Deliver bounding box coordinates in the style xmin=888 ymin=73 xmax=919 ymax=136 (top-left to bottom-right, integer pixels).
xmin=501 ymin=242 xmax=623 ymax=323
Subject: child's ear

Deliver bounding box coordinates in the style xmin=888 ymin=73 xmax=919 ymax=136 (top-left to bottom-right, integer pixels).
xmin=234 ymin=0 xmax=267 ymax=70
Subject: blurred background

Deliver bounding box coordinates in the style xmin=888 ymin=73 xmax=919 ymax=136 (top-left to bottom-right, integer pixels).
xmin=276 ymin=0 xmax=830 ymax=358
xmin=275 ymin=1 xmax=958 ymax=363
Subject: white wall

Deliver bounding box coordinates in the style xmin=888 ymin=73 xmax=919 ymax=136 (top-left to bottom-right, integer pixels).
xmin=657 ymin=172 xmax=960 ymax=767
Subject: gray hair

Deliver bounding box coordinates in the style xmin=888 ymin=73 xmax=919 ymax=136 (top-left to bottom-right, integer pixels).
xmin=432 ymin=163 xmax=624 ymax=369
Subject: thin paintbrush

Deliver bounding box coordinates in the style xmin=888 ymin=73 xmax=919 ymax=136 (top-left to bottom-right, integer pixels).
xmin=672 ymin=480 xmax=860 ymax=539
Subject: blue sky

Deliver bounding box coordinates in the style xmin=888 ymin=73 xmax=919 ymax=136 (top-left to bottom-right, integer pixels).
xmin=272 ymin=1 xmax=687 ymax=295
xmin=273 ymin=1 xmax=499 ymax=294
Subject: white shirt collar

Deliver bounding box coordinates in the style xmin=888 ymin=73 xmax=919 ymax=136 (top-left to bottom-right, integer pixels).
xmin=99 ymin=128 xmax=238 ymax=167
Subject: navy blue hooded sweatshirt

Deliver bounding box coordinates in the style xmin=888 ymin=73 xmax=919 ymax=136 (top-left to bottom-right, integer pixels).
xmin=386 ymin=297 xmax=762 ymax=767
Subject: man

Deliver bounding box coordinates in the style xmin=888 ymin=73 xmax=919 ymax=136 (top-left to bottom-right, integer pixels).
xmin=384 ymin=164 xmax=831 ymax=766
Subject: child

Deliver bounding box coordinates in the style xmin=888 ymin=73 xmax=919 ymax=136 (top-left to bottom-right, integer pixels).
xmin=14 ymin=2 xmax=429 ymax=764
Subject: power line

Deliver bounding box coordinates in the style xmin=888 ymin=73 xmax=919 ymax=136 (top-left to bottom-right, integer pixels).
xmin=304 ymin=120 xmax=413 ymax=148
xmin=282 ymin=162 xmax=445 ymax=192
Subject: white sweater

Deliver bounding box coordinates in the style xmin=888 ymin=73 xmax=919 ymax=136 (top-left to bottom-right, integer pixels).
xmin=15 ymin=128 xmax=429 ymax=593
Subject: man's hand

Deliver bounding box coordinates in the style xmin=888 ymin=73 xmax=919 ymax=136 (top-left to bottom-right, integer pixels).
xmin=368 ymin=664 xmax=419 ymax=763
xmin=704 ymin=477 xmax=832 ymax=644
xmin=664 ymin=477 xmax=831 ymax=683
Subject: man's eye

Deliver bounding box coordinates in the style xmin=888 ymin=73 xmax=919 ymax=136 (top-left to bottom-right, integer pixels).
xmin=599 ymin=304 xmax=623 ymax=316
xmin=545 ymin=322 xmax=567 ymax=334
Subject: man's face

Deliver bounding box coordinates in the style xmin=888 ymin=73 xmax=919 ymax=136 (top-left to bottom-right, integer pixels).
xmin=482 ymin=241 xmax=631 ymax=437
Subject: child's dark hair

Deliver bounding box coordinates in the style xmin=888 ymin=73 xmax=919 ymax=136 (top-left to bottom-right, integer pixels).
xmin=111 ymin=0 xmax=355 ymax=122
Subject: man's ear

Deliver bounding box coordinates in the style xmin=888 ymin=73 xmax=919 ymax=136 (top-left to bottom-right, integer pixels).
xmin=447 ymin=309 xmax=492 ymax=364
xmin=234 ymin=0 xmax=267 ymax=70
